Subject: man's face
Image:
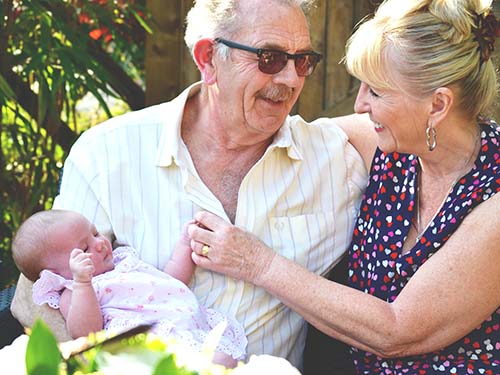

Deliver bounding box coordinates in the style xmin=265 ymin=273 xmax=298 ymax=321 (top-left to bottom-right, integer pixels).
xmin=212 ymin=0 xmax=313 ymax=143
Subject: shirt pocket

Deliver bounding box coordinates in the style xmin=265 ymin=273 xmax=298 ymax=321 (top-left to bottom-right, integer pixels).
xmin=269 ymin=212 xmax=336 ymax=270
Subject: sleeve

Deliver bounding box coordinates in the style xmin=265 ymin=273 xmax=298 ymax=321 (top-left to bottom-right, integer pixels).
xmin=112 ymin=246 xmax=138 ymax=266
xmin=32 ymin=270 xmax=72 ymax=309
xmin=52 ymin=135 xmax=114 ymax=241
xmin=309 ymin=116 xmax=369 ymax=220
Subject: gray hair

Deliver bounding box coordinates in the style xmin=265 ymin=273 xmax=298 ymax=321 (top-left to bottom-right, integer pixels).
xmin=184 ymin=0 xmax=317 ymax=59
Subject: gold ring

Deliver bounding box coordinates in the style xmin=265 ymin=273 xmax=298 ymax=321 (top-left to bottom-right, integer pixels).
xmin=201 ymin=245 xmax=210 ymax=256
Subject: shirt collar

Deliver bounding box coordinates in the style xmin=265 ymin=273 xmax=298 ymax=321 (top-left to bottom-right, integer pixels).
xmin=156 ymin=82 xmax=201 ymax=167
xmin=156 ymin=82 xmax=303 ymax=167
xmin=269 ymin=117 xmax=303 ymax=161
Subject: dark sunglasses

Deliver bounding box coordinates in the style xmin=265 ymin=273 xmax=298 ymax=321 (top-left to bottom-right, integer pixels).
xmin=214 ymin=38 xmax=322 ymax=77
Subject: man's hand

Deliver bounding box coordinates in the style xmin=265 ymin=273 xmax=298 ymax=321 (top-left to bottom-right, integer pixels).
xmin=69 ymin=248 xmax=95 ymax=283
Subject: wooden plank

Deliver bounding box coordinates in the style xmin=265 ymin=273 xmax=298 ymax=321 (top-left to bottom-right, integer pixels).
xmin=145 ymin=0 xmax=182 ymax=104
xmin=321 ymin=85 xmax=359 ymax=117
xmin=180 ymin=0 xmax=200 ymax=88
xmin=295 ymin=0 xmax=327 ymax=120
xmin=325 ymin=0 xmax=354 ymax=107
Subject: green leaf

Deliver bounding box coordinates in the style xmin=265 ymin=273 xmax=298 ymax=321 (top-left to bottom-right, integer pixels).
xmin=0 ymin=74 xmax=16 ymax=100
xmin=131 ymin=9 xmax=153 ymax=34
xmin=153 ymin=354 xmax=198 ymax=375
xmin=25 ymin=319 xmax=62 ymax=375
xmin=1 ymin=0 xmax=148 ymax=291
xmin=37 ymin=76 xmax=50 ymax=126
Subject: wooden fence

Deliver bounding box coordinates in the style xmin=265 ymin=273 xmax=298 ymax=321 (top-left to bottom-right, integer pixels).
xmin=145 ymin=0 xmax=500 ymax=121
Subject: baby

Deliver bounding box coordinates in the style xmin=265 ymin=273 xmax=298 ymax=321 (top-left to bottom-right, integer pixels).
xmin=12 ymin=209 xmax=246 ymax=368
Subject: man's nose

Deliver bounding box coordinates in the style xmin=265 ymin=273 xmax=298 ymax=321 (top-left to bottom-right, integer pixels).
xmin=273 ymin=59 xmax=301 ymax=87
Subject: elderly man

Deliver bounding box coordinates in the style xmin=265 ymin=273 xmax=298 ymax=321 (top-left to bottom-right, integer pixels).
xmin=12 ymin=0 xmax=367 ymax=370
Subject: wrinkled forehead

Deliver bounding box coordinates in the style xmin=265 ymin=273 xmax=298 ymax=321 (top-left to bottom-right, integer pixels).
xmin=233 ymin=0 xmax=312 ymax=49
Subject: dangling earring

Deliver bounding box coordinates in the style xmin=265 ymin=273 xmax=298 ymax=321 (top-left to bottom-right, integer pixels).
xmin=426 ymin=122 xmax=437 ymax=151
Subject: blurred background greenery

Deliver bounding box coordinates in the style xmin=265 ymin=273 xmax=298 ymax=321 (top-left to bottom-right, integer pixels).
xmin=0 ymin=0 xmax=151 ymax=289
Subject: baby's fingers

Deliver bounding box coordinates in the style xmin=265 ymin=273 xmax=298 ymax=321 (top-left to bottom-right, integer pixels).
xmin=70 ymin=248 xmax=85 ymax=259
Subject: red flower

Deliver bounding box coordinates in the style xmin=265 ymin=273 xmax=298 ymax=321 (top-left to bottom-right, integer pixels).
xmin=89 ymin=27 xmax=111 ymax=42
xmin=78 ymin=13 xmax=92 ymax=24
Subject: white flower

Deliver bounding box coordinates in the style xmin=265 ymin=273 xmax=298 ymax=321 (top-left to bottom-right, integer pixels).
xmin=232 ymin=355 xmax=302 ymax=375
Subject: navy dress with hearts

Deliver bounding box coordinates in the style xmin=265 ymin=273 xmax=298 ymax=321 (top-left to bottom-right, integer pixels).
xmin=348 ymin=120 xmax=500 ymax=374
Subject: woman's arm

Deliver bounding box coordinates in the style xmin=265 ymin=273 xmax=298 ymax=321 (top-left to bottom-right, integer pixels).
xmin=334 ymin=113 xmax=377 ymax=171
xmin=59 ymin=249 xmax=103 ymax=338
xmin=189 ymin=194 xmax=500 ymax=357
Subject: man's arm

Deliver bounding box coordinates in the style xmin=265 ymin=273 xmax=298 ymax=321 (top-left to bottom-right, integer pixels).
xmin=10 ymin=274 xmax=71 ymax=341
xmin=53 ymin=143 xmax=113 ymax=242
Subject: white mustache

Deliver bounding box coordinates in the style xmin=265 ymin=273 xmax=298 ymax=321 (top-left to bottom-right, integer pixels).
xmin=258 ymin=85 xmax=294 ymax=102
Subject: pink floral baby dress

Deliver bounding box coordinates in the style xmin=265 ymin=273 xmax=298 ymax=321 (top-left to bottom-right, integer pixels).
xmin=33 ymin=246 xmax=247 ymax=360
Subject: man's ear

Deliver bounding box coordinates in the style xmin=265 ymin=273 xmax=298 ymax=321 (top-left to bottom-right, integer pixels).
xmin=193 ymin=38 xmax=217 ymax=85
xmin=428 ymin=87 xmax=454 ymax=128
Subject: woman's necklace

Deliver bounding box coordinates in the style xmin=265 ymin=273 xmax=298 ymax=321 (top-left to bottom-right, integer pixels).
xmin=412 ymin=133 xmax=480 ymax=243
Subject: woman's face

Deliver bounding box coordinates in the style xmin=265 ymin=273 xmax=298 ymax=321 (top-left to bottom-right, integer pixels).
xmin=353 ymin=81 xmax=430 ymax=154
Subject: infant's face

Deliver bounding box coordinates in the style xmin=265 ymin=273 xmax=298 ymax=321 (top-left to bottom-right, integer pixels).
xmin=48 ymin=213 xmax=115 ymax=279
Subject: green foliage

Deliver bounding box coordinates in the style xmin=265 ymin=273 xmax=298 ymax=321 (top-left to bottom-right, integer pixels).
xmin=22 ymin=319 xmax=295 ymax=375
xmin=154 ymin=356 xmax=197 ymax=375
xmin=0 ymin=0 xmax=150 ymax=289
xmin=24 ymin=319 xmax=215 ymax=375
xmin=26 ymin=320 xmax=62 ymax=375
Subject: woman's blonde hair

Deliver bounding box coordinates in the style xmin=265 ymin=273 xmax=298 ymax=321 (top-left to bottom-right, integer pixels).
xmin=344 ymin=0 xmax=498 ymax=118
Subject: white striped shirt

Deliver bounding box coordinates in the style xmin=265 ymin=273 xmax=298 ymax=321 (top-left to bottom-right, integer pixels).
xmin=53 ymin=82 xmax=368 ymax=368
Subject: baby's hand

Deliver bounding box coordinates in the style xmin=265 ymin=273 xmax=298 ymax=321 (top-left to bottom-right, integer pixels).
xmin=178 ymin=219 xmax=196 ymax=250
xmin=70 ymin=248 xmax=95 ymax=283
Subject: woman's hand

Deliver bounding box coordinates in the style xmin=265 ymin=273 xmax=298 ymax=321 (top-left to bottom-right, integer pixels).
xmin=188 ymin=211 xmax=276 ymax=285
